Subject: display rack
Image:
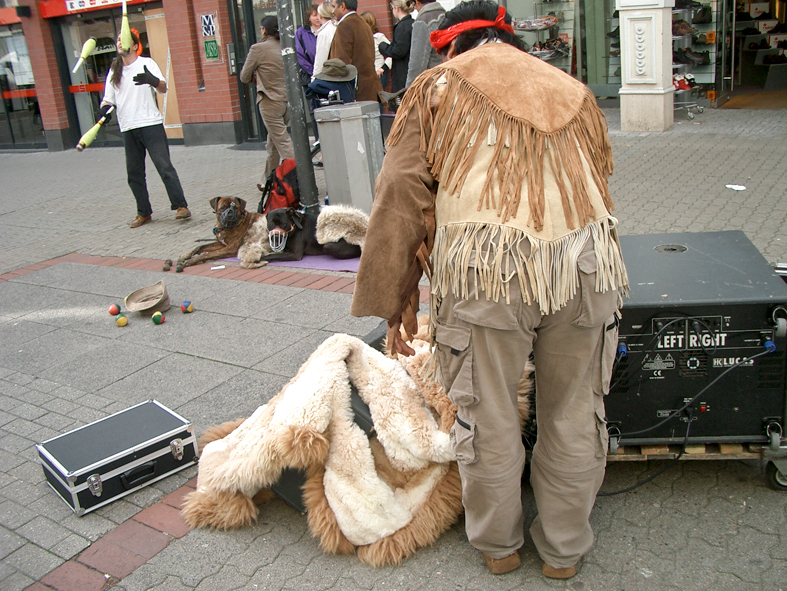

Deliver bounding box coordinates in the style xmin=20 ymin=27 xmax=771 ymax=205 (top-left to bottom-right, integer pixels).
xmin=672 ymin=6 xmax=711 ymax=118
xmin=513 ymin=0 xmax=575 ymax=74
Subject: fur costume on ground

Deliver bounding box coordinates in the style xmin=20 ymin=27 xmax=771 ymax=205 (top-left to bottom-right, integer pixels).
xmin=182 ymin=316 xmax=532 ymax=567
xmin=315 ymin=204 xmax=369 ymax=249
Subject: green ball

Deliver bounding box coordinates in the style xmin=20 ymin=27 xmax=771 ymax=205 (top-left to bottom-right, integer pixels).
xmin=151 ymin=311 xmax=165 ymax=325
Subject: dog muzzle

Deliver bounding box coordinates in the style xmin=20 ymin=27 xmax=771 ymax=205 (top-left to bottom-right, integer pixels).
xmin=269 ymin=229 xmax=288 ymax=253
xmin=218 ymin=203 xmax=241 ymax=230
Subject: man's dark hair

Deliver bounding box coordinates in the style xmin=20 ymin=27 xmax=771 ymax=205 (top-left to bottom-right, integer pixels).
xmin=342 ymin=0 xmax=358 ymax=12
xmin=260 ymin=15 xmax=280 ymax=39
xmin=436 ymin=0 xmax=525 ymax=56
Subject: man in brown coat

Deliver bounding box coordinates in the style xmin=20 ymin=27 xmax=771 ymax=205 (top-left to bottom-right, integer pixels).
xmin=329 ymin=0 xmax=382 ymax=102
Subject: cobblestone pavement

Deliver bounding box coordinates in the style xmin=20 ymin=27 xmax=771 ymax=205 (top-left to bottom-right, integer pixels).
xmin=0 ymin=108 xmax=786 ymax=591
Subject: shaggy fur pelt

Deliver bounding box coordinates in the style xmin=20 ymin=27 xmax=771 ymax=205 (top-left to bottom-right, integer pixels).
xmin=237 ymin=217 xmax=272 ymax=267
xmin=316 ymin=205 xmax=369 ymax=248
xmin=182 ymin=332 xmax=460 ymax=565
xmin=182 ymin=317 xmax=533 ymax=567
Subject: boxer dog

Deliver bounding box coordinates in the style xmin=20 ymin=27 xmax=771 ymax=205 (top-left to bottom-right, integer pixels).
xmin=176 ymin=197 xmax=270 ymax=271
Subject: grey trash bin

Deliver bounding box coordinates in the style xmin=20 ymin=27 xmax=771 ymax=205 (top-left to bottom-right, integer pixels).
xmin=314 ymin=101 xmax=385 ymax=214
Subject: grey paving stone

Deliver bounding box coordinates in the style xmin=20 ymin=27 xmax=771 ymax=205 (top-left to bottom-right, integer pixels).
xmin=95 ymin=353 xmax=244 ymax=409
xmin=15 ymin=515 xmax=72 ymax=550
xmin=196 ymin=280 xmax=304 ymax=318
xmin=0 ymin=500 xmax=36 ymax=530
xmin=253 ymin=289 xmax=355 ymax=329
xmin=39 ymin=339 xmax=169 ymax=393
xmin=118 ymin=310 xmax=312 ymax=368
xmin=50 ymin=532 xmax=91 ymax=560
xmin=252 ymin=330 xmax=339 ymax=378
xmin=0 ymin=328 xmax=109 ymax=375
xmin=3 ymin=541 xmax=63 ymax=580
xmin=187 ymin=369 xmax=289 ymax=436
xmin=0 ymin=570 xmax=35 ymax=591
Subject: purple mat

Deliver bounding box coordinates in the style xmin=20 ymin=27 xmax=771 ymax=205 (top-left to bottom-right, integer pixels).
xmin=220 ymin=255 xmax=359 ymax=273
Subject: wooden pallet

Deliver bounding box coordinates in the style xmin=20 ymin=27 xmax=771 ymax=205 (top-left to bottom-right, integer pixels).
xmin=606 ymin=442 xmax=764 ymax=462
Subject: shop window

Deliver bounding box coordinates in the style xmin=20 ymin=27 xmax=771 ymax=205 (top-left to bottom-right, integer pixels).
xmin=0 ymin=25 xmax=44 ymax=148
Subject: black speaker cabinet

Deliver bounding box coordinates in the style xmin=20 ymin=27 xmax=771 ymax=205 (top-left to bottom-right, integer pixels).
xmin=606 ymin=231 xmax=787 ymax=447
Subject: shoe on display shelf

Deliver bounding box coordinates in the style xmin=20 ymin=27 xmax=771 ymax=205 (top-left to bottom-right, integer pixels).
xmin=515 ymin=15 xmax=560 ymax=31
xmin=692 ymin=5 xmax=713 ymax=24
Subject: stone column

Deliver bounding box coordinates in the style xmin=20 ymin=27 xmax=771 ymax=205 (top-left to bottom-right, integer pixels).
xmin=617 ymin=0 xmax=674 ymax=131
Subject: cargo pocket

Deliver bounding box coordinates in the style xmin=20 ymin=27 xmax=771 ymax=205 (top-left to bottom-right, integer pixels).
xmin=450 ymin=415 xmax=478 ymax=465
xmin=594 ymin=404 xmax=609 ymax=459
xmin=592 ymin=311 xmax=619 ymax=457
xmin=572 ymin=249 xmax=619 ymax=329
xmin=434 ymin=322 xmax=477 ymax=407
xmin=592 ymin=311 xmax=621 ymax=395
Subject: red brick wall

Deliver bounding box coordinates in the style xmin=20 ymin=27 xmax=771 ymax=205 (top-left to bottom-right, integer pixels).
xmin=18 ymin=0 xmax=69 ymax=131
xmin=165 ymin=0 xmax=241 ymax=125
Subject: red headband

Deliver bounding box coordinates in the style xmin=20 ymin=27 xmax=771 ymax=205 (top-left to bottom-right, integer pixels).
xmin=429 ymin=6 xmax=514 ymax=51
xmin=131 ymin=27 xmax=143 ymax=56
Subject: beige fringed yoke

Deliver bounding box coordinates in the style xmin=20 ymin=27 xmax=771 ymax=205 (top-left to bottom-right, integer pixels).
xmin=351 ymin=43 xmax=628 ymax=336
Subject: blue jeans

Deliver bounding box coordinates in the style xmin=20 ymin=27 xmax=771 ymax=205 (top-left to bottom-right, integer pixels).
xmin=123 ymin=124 xmax=187 ymax=217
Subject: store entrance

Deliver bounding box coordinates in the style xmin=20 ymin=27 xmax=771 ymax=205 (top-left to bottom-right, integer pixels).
xmin=228 ymin=0 xmax=311 ymax=143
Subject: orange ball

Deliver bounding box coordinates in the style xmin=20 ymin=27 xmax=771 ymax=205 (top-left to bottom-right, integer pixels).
xmin=108 ymin=304 xmax=121 ymax=315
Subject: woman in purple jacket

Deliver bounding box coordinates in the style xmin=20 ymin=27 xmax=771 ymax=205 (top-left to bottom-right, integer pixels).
xmin=295 ymin=5 xmax=320 ymax=80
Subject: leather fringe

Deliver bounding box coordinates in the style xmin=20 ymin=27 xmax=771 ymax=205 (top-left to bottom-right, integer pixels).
xmin=430 ymin=217 xmax=628 ymax=318
xmin=388 ymin=69 xmax=614 ymax=233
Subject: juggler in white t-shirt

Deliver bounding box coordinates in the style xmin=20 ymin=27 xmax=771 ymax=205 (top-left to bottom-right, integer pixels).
xmin=103 ymin=56 xmax=165 ymax=133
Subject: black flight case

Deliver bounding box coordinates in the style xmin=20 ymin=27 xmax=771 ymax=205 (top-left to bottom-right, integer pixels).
xmin=37 ymin=400 xmax=198 ymax=516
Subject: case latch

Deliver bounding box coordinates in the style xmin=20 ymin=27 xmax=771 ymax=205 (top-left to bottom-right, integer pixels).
xmin=87 ymin=473 xmax=103 ymax=497
xmin=170 ymin=438 xmax=184 ymax=461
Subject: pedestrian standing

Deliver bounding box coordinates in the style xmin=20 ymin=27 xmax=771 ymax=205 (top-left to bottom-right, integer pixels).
xmin=313 ymin=2 xmax=338 ymax=80
xmin=240 ymin=16 xmax=295 ymax=185
xmin=328 ymin=0 xmax=382 ymax=102
xmin=404 ymin=0 xmax=446 ymax=88
xmin=351 ymin=0 xmax=628 ymax=579
xmin=295 ymin=5 xmax=320 ymax=82
xmin=378 ymin=0 xmax=414 ymax=93
xmin=361 ymin=11 xmax=392 ymax=90
xmin=101 ymin=28 xmax=190 ymax=229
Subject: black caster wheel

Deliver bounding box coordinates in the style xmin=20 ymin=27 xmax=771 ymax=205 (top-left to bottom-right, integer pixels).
xmin=765 ymin=462 xmax=787 ymax=491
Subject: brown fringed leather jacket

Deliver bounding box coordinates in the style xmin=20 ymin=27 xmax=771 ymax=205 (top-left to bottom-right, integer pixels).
xmin=351 ymin=43 xmax=628 ymax=339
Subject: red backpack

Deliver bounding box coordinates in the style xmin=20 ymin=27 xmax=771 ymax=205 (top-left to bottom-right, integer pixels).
xmin=257 ymin=158 xmax=300 ymax=215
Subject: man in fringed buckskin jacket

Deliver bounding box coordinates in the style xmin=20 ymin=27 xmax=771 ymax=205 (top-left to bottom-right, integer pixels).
xmin=351 ymin=0 xmax=628 ymax=579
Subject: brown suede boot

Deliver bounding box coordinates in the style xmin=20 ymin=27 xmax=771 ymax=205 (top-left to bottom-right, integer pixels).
xmin=542 ymin=562 xmax=578 ymax=579
xmin=482 ymin=551 xmax=521 ymax=574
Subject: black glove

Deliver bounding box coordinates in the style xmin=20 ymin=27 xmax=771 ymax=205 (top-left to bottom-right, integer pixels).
xmin=99 ymin=104 xmax=113 ymax=123
xmin=132 ymin=65 xmax=160 ymax=88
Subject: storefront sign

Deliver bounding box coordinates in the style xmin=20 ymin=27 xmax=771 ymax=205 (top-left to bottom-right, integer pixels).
xmin=201 ymin=14 xmax=215 ymax=37
xmin=204 ymin=39 xmax=219 ymax=60
xmin=39 ymin=0 xmax=155 ymax=19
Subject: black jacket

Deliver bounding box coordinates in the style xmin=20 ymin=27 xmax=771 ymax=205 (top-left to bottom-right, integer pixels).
xmin=378 ymin=14 xmax=413 ymax=93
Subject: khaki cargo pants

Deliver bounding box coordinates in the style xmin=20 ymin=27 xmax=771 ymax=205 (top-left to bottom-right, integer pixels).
xmin=434 ymin=246 xmax=620 ymax=568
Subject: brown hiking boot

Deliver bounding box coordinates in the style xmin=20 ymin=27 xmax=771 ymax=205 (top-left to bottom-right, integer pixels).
xmin=482 ymin=551 xmax=521 ymax=574
xmin=175 ymin=207 xmax=191 ymax=220
xmin=130 ymin=215 xmax=151 ymax=228
xmin=542 ymin=562 xmax=578 ymax=579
